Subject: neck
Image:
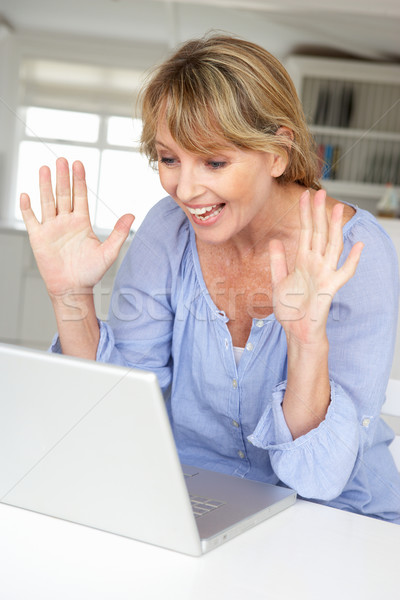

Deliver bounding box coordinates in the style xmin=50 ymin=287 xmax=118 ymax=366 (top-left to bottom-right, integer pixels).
xmin=224 ymin=182 xmax=305 ymax=260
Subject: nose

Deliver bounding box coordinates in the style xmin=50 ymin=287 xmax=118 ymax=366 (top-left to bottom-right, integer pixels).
xmin=176 ymin=163 xmax=204 ymax=204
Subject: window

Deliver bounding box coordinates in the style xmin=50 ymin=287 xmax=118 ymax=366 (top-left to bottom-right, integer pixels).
xmin=15 ymin=107 xmax=165 ymax=232
xmin=13 ymin=57 xmax=166 ymax=232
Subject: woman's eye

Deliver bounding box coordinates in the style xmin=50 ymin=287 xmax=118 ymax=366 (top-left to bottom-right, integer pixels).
xmin=159 ymin=157 xmax=176 ymax=165
xmin=207 ymin=161 xmax=226 ymax=169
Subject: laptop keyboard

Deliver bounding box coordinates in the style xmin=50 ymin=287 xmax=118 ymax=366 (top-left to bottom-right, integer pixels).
xmin=190 ymin=494 xmax=226 ymax=518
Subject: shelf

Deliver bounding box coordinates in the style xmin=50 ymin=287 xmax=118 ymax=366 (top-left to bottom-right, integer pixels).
xmin=285 ymin=56 xmax=400 ymax=205
xmin=310 ymin=126 xmax=400 ymax=143
xmin=321 ymin=180 xmax=400 ymax=200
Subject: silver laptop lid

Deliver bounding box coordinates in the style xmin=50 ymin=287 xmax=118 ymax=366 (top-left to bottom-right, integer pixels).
xmin=0 ymin=343 xmax=202 ymax=555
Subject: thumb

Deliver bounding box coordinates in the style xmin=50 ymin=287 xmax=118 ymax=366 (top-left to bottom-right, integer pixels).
xmin=102 ymin=213 xmax=135 ymax=268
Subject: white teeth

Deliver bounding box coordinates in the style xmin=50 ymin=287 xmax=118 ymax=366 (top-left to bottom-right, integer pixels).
xmin=187 ymin=204 xmax=217 ymax=215
xmin=195 ymin=205 xmax=223 ymax=221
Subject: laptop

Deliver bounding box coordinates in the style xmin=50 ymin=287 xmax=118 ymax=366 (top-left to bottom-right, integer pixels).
xmin=0 ymin=342 xmax=296 ymax=556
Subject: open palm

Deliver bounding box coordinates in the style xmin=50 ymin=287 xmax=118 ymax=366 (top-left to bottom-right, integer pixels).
xmin=269 ymin=189 xmax=364 ymax=346
xmin=20 ymin=158 xmax=134 ymax=298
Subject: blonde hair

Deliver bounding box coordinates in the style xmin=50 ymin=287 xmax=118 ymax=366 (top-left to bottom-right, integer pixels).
xmin=139 ymin=34 xmax=321 ymax=189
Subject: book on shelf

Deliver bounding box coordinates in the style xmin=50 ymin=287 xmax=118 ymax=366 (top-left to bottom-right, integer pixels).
xmin=318 ymin=144 xmax=341 ymax=180
xmin=314 ymin=87 xmax=329 ymax=126
xmin=364 ymin=152 xmax=400 ymax=185
xmin=314 ymin=84 xmax=353 ymax=128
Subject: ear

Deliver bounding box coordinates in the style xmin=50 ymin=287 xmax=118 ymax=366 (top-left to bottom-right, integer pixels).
xmin=270 ymin=127 xmax=294 ymax=178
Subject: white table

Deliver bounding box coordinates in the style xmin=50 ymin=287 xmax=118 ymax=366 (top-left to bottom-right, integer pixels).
xmin=0 ymin=498 xmax=398 ymax=600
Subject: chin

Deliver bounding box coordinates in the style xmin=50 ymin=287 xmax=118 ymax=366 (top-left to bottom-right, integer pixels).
xmin=193 ymin=226 xmax=234 ymax=246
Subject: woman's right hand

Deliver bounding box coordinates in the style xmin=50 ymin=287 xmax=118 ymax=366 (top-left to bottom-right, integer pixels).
xmin=20 ymin=157 xmax=135 ymax=299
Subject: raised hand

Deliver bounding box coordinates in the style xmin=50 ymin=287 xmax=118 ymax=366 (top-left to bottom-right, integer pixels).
xmin=269 ymin=189 xmax=363 ymax=347
xmin=20 ymin=157 xmax=134 ymax=298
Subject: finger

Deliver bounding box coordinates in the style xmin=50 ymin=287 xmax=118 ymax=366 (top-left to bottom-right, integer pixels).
xmin=20 ymin=193 xmax=40 ymax=233
xmin=72 ymin=161 xmax=89 ymax=216
xmin=335 ymin=241 xmax=364 ymax=287
xmin=325 ymin=203 xmax=345 ymax=269
xmin=55 ymin=157 xmax=72 ymax=215
xmin=311 ymin=189 xmax=328 ymax=254
xmin=298 ymin=189 xmax=312 ymax=253
xmin=101 ymin=214 xmax=135 ymax=269
xmin=269 ymin=238 xmax=288 ymax=288
xmin=39 ymin=165 xmax=56 ymax=222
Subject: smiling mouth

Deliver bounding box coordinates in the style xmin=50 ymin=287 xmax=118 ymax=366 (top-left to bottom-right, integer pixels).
xmin=187 ymin=203 xmax=225 ymax=221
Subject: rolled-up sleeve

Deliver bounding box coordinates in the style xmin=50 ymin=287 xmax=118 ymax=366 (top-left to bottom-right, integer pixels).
xmin=248 ymin=380 xmax=361 ymax=500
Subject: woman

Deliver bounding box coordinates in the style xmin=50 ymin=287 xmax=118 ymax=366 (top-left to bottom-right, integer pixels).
xmin=20 ymin=34 xmax=400 ymax=522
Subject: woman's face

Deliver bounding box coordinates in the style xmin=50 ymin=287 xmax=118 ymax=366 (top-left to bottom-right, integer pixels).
xmin=155 ymin=121 xmax=285 ymax=245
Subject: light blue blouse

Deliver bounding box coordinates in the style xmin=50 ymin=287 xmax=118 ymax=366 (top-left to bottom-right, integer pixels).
xmin=55 ymin=196 xmax=400 ymax=523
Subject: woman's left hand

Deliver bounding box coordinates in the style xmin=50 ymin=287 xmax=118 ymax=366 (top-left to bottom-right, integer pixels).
xmin=269 ymin=189 xmax=364 ymax=347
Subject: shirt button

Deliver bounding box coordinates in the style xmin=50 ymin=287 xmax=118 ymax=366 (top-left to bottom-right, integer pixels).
xmin=232 ymin=378 xmax=238 ymax=389
xmin=232 ymin=420 xmax=239 ymax=428
xmin=362 ymin=418 xmax=371 ymax=427
xmin=238 ymin=450 xmax=245 ymax=459
xmin=255 ymin=320 xmax=264 ymax=328
xmin=246 ymin=342 xmax=254 ymax=351
xmin=224 ymin=339 xmax=229 ymax=349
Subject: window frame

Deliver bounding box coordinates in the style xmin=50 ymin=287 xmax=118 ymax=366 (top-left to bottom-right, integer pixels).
xmin=14 ymin=105 xmax=162 ymax=235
